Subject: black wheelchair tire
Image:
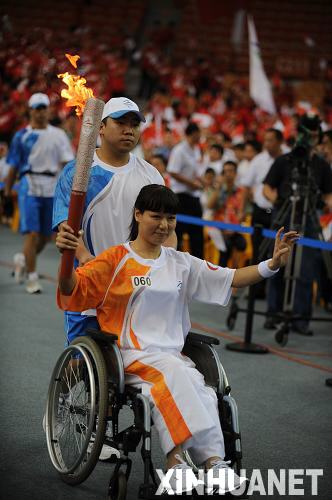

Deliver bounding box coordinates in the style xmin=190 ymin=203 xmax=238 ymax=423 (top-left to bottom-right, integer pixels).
xmin=108 ymin=471 xmax=127 ymax=500
xmin=59 ymin=336 xmax=109 ymax=485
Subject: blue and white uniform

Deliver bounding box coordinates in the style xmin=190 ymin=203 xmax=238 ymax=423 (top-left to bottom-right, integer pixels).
xmin=7 ymin=125 xmax=74 ymax=235
xmin=52 ymin=151 xmax=164 ymax=342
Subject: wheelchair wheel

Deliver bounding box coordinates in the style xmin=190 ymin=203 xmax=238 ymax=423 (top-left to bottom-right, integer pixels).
xmin=108 ymin=470 xmax=127 ymax=500
xmin=45 ymin=336 xmax=108 ymax=485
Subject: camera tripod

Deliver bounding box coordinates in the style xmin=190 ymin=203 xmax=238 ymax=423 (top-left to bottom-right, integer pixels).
xmin=226 ymin=156 xmax=332 ymax=351
xmin=258 ymin=159 xmax=332 ymax=346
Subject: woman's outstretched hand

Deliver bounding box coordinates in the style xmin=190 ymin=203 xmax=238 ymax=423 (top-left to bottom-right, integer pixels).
xmin=270 ymin=227 xmax=300 ymax=270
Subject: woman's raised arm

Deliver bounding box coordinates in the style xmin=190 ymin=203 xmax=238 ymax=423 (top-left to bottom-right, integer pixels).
xmin=231 ymin=227 xmax=299 ymax=288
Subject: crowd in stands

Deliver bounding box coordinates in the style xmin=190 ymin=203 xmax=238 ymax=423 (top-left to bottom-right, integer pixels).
xmin=0 ymin=17 xmax=132 ymax=145
xmin=1 ymin=8 xmax=332 ymax=149
xmin=1 ymin=10 xmax=332 ymax=304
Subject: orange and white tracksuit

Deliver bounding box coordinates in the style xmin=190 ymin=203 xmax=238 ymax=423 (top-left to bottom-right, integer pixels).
xmin=58 ymin=243 xmax=235 ymax=462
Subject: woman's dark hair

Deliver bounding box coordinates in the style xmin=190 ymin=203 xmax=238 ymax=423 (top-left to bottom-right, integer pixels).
xmin=128 ymin=184 xmax=180 ymax=241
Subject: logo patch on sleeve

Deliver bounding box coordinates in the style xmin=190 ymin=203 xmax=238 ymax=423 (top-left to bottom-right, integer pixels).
xmin=205 ymin=261 xmax=219 ymax=271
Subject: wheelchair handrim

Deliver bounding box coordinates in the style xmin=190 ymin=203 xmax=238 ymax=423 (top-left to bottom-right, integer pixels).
xmin=45 ymin=345 xmax=96 ymax=474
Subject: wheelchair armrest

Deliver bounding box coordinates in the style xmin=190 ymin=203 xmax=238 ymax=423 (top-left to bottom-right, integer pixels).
xmin=186 ymin=331 xmax=220 ymax=346
xmin=86 ymin=328 xmax=118 ymax=343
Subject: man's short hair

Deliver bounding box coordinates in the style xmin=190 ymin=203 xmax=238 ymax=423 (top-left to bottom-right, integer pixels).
xmin=245 ymin=140 xmax=262 ymax=154
xmin=266 ymin=128 xmax=284 ymax=142
xmin=233 ymin=143 xmax=245 ymax=151
xmin=210 ymin=143 xmax=224 ymax=156
xmin=205 ymin=167 xmax=216 ymax=176
xmin=185 ymin=122 xmax=200 ymax=136
xmin=223 ymin=160 xmax=237 ymax=172
xmin=151 ymin=153 xmax=167 ymax=165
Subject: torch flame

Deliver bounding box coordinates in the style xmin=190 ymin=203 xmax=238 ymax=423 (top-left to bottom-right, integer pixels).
xmin=65 ymin=53 xmax=80 ymax=68
xmin=58 ymin=54 xmax=94 ymax=117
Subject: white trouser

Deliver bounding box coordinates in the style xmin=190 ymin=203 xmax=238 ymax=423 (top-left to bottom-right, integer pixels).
xmin=123 ymin=350 xmax=225 ymax=463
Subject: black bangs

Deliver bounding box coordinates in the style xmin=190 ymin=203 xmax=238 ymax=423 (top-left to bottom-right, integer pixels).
xmin=135 ymin=184 xmax=180 ymax=214
xmin=128 ymin=185 xmax=179 ymax=241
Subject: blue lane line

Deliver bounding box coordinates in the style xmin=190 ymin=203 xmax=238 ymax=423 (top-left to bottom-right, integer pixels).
xmin=177 ymin=214 xmax=332 ymax=251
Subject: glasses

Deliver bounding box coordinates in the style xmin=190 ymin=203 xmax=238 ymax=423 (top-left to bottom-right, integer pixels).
xmin=32 ymin=105 xmax=48 ymax=110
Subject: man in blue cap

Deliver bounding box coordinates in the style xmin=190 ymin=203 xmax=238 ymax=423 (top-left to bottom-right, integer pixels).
xmin=53 ymin=95 xmax=176 ymax=460
xmin=54 ymin=96 xmax=176 ymax=348
xmin=5 ymin=92 xmax=74 ymax=293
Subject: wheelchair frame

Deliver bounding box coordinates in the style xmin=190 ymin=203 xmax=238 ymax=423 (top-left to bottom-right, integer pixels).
xmin=45 ymin=329 xmax=243 ymax=499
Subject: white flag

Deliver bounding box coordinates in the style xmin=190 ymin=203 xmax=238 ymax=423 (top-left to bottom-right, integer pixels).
xmin=248 ymin=15 xmax=276 ymax=114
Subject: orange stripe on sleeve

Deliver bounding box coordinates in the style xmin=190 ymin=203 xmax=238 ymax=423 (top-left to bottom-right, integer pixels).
xmin=126 ymin=361 xmax=192 ymax=446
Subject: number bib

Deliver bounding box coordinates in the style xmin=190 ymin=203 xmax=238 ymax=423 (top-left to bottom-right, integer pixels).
xmin=131 ymin=275 xmax=152 ymax=288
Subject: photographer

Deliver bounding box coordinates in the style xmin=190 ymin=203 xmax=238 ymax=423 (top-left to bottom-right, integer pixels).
xmin=263 ymin=114 xmax=332 ymax=335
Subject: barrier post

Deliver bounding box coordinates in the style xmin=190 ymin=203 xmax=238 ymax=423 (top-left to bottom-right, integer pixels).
xmin=226 ymin=224 xmax=269 ymax=354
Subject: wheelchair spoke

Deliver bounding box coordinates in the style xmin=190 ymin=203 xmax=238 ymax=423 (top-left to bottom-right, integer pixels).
xmin=46 ymin=338 xmax=109 ymax=483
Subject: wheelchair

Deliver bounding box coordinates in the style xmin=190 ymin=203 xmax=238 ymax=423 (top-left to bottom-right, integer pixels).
xmin=45 ymin=329 xmax=244 ymax=498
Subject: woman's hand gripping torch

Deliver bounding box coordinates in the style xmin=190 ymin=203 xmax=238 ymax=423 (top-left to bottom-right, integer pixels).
xmin=60 ymin=97 xmax=104 ymax=279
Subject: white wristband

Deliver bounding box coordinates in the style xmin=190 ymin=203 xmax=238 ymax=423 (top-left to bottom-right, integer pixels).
xmin=257 ymin=259 xmax=279 ymax=279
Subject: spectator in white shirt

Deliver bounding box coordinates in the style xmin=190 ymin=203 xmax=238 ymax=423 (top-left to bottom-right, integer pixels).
xmin=241 ymin=129 xmax=283 ymax=222
xmin=168 ymin=122 xmax=204 ymax=258
xmin=241 ymin=129 xmax=283 ymax=297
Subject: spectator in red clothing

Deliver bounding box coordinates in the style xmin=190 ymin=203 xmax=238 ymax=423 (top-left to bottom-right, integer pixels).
xmin=207 ymin=161 xmax=246 ymax=267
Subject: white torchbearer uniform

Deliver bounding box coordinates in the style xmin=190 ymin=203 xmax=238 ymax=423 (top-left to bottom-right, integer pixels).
xmin=58 ymin=244 xmax=235 ymax=462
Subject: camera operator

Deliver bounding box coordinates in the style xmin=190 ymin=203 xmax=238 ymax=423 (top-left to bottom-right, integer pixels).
xmin=262 ymin=114 xmax=332 ymax=335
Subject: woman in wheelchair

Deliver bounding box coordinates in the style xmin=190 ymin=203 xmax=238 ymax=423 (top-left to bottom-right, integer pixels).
xmin=57 ymin=184 xmax=298 ymax=495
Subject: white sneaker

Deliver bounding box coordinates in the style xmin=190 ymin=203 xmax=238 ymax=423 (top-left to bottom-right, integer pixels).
xmin=99 ymin=443 xmax=120 ymax=461
xmin=13 ymin=253 xmax=25 ymax=283
xmin=205 ymin=459 xmax=247 ymax=494
xmin=163 ymin=454 xmax=196 ymax=495
xmin=86 ymin=431 xmax=120 ymax=461
xmin=99 ymin=421 xmax=120 ymax=461
xmin=26 ymin=279 xmax=42 ymax=294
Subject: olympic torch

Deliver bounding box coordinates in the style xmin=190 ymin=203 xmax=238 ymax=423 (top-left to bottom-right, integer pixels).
xmin=60 ymin=97 xmax=104 ymax=278
xmin=57 ymin=55 xmax=104 ymax=278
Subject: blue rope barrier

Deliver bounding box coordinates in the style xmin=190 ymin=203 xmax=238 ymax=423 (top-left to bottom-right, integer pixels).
xmin=1 ymin=183 xmax=331 ymax=251
xmin=177 ymin=214 xmax=332 ymax=251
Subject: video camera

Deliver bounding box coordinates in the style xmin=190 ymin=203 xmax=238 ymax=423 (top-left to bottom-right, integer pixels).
xmin=291 ymin=113 xmax=322 ymax=162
